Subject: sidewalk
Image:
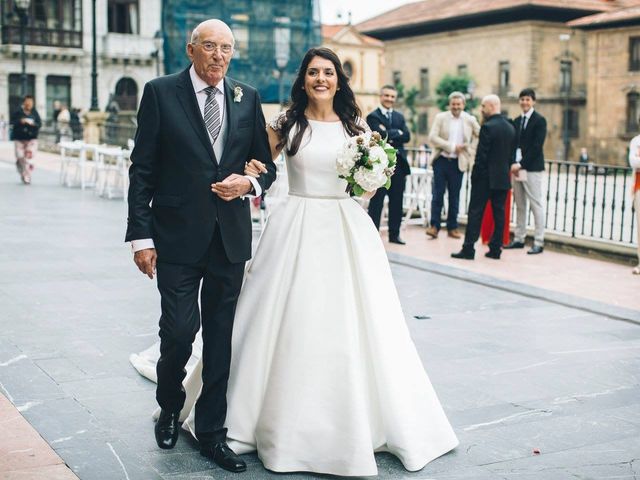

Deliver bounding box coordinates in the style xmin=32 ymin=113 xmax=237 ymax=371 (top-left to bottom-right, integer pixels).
xmin=1 ymin=146 xmax=639 ymax=479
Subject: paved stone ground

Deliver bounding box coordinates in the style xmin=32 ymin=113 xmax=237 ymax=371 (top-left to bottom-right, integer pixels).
xmin=1 ymin=160 xmax=640 ymax=479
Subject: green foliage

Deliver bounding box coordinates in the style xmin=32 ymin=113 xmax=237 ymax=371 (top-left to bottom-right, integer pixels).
xmin=435 ymin=75 xmax=479 ymax=111
xmin=396 ymin=83 xmax=420 ymax=146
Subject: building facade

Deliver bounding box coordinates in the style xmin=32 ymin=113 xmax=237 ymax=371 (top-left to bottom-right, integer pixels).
xmin=0 ymin=0 xmax=162 ymax=123
xmin=322 ymin=24 xmax=384 ymax=116
xmin=569 ymin=6 xmax=640 ymax=165
xmin=358 ymin=0 xmax=635 ymax=161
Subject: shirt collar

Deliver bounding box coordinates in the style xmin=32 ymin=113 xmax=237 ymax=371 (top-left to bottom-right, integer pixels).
xmin=190 ymin=65 xmax=225 ymax=95
xmin=522 ymin=108 xmax=534 ymax=120
xmin=379 ymin=106 xmax=393 ymax=116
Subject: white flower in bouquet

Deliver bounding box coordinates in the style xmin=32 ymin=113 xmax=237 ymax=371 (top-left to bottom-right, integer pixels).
xmin=336 ymin=130 xmax=397 ymax=197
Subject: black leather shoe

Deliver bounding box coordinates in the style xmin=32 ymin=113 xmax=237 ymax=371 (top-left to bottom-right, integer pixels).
xmin=389 ymin=235 xmax=406 ymax=245
xmin=503 ymin=241 xmax=525 ymax=249
xmin=485 ymin=250 xmax=501 ymax=259
xmin=155 ymin=410 xmax=180 ymax=449
xmin=527 ymin=245 xmax=544 ymax=255
xmin=201 ymin=442 xmax=247 ymax=472
xmin=451 ymin=249 xmax=475 ymax=260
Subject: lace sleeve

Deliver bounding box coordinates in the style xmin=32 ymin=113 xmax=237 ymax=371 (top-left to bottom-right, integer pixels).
xmin=356 ymin=117 xmax=371 ymax=134
xmin=267 ymin=111 xmax=287 ymax=134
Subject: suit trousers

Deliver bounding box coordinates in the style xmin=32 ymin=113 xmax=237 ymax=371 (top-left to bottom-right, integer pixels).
xmin=430 ymin=155 xmax=464 ymax=230
xmin=513 ymin=171 xmax=545 ymax=246
xmin=463 ymin=178 xmax=508 ymax=252
xmin=368 ymin=168 xmax=407 ymax=236
xmin=155 ymin=225 xmax=245 ymax=446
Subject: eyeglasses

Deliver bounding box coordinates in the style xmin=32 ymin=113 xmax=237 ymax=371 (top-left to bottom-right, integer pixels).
xmin=193 ymin=41 xmax=234 ymax=55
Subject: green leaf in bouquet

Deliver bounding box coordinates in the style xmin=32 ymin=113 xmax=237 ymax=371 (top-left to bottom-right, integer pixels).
xmin=385 ymin=177 xmax=392 ymax=190
xmin=353 ymin=184 xmax=365 ymax=197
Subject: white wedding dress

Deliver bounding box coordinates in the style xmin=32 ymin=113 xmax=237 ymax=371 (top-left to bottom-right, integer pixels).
xmin=132 ymin=117 xmax=458 ymax=476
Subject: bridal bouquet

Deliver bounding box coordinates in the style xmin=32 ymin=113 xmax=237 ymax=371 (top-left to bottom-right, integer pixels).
xmin=336 ymin=131 xmax=397 ymax=197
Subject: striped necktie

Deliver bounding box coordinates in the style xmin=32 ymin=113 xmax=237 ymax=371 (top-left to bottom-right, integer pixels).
xmin=204 ymin=86 xmax=221 ymax=144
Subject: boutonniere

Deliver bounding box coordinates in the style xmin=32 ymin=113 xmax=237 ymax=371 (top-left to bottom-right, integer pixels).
xmin=233 ymin=86 xmax=243 ymax=103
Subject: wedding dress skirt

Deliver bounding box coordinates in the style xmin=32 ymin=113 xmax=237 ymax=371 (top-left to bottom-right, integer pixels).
xmin=132 ymin=120 xmax=457 ymax=476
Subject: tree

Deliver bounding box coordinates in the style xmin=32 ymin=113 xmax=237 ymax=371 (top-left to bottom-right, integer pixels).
xmin=435 ymin=74 xmax=478 ymax=112
xmin=396 ymin=83 xmax=420 ymax=147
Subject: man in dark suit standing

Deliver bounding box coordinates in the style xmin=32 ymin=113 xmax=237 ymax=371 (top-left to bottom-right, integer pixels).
xmin=504 ymin=88 xmax=547 ymax=254
xmin=452 ymin=95 xmax=515 ymax=260
xmin=125 ymin=19 xmax=276 ymax=472
xmin=367 ymin=85 xmax=411 ymax=245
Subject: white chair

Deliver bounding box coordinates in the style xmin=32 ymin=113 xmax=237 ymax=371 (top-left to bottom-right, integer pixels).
xmin=95 ymin=146 xmax=128 ymax=199
xmin=59 ymin=140 xmax=90 ymax=189
xmin=403 ymin=166 xmax=432 ymax=226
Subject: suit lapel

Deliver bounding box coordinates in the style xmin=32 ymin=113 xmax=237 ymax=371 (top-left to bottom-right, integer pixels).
xmin=219 ymin=78 xmax=238 ymax=166
xmin=175 ymin=67 xmax=217 ymax=164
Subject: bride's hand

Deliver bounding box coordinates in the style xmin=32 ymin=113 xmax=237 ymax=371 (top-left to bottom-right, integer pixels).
xmin=361 ymin=190 xmax=376 ymax=201
xmin=245 ymin=159 xmax=267 ymax=178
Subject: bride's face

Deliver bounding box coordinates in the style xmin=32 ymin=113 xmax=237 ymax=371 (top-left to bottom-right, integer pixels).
xmin=304 ymin=56 xmax=338 ymax=104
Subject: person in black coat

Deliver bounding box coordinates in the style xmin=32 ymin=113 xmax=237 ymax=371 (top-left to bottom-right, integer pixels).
xmin=125 ymin=19 xmax=277 ymax=471
xmin=504 ymin=88 xmax=547 ymax=255
xmin=366 ymin=85 xmax=411 ymax=245
xmin=11 ymin=95 xmax=41 ymax=185
xmin=452 ymin=95 xmax=515 ymax=260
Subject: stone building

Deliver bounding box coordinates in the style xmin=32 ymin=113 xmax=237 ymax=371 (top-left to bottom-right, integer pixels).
xmin=358 ymin=0 xmax=635 ymax=160
xmin=322 ymin=23 xmax=385 ymax=116
xmin=0 ymin=0 xmax=162 ymax=123
xmin=569 ymin=5 xmax=640 ymax=165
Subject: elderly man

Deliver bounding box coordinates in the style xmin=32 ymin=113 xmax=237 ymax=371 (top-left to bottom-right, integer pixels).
xmin=452 ymin=95 xmax=515 ymax=260
xmin=126 ymin=19 xmax=277 ymax=471
xmin=426 ymin=91 xmax=480 ymax=239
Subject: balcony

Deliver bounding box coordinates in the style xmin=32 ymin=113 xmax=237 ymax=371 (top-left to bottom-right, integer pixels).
xmin=102 ymin=33 xmax=157 ymax=60
xmin=1 ymin=25 xmax=82 ymax=48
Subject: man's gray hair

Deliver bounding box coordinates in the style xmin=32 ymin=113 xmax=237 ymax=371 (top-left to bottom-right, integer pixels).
xmin=482 ymin=94 xmax=501 ymax=110
xmin=448 ymin=91 xmax=466 ymax=103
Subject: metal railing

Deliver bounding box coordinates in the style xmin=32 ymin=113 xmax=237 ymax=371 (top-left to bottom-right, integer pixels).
xmin=101 ymin=121 xmax=136 ymax=148
xmin=405 ymin=147 xmax=637 ymax=247
xmin=2 ymin=26 xmax=82 ymax=48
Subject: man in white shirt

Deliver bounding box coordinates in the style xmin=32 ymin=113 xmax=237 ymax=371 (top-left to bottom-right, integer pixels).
xmin=629 ymin=132 xmax=640 ymax=274
xmin=426 ymin=91 xmax=480 ymax=238
xmin=125 ymin=19 xmax=276 ymax=472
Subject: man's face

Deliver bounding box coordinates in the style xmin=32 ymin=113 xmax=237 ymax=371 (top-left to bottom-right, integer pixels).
xmin=23 ymin=98 xmax=34 ymax=111
xmin=380 ymin=88 xmax=397 ymax=109
xmin=449 ymin=98 xmax=465 ymax=117
xmin=481 ymin=100 xmax=491 ymax=120
xmin=187 ymin=24 xmax=234 ymax=86
xmin=519 ymin=95 xmax=535 ymax=113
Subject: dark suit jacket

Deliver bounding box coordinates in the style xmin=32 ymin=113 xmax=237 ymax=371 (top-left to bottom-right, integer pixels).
xmin=125 ymin=67 xmax=277 ymax=264
xmin=472 ymin=114 xmax=516 ymax=191
xmin=513 ymin=110 xmax=547 ymax=172
xmin=366 ymin=108 xmax=411 ymax=175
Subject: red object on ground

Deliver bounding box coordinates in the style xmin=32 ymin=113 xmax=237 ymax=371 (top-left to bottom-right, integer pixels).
xmin=533 ymin=448 xmax=541 ymax=455
xmin=480 ymin=189 xmax=512 ymax=245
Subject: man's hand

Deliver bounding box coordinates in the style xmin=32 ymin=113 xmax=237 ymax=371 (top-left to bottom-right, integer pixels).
xmin=455 ymin=144 xmax=467 ymax=155
xmin=211 ymin=174 xmax=252 ymax=201
xmin=134 ymin=248 xmax=157 ymax=279
xmin=511 ymin=163 xmax=522 ymax=176
xmin=244 ymin=159 xmax=267 ymax=178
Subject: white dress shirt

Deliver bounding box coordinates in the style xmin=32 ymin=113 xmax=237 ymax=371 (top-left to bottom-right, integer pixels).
xmin=515 ymin=107 xmax=535 ymax=164
xmin=131 ymin=66 xmax=261 ymax=253
xmin=445 ymin=115 xmax=464 ymax=159
xmin=629 ymin=134 xmax=640 ymax=170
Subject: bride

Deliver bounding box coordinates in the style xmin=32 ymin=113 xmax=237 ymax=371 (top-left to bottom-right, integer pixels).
xmin=133 ymin=47 xmax=458 ymax=476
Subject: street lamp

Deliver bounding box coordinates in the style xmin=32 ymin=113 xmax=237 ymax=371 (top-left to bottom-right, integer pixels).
xmin=14 ymin=0 xmax=31 ymax=97
xmin=274 ymin=17 xmax=291 ymax=107
xmin=152 ymin=30 xmax=163 ymax=77
xmin=559 ymin=33 xmax=571 ymax=162
xmin=90 ymin=0 xmax=99 ymax=111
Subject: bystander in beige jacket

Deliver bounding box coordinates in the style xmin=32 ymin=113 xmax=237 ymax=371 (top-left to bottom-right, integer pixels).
xmin=428 ymin=110 xmax=480 ymax=171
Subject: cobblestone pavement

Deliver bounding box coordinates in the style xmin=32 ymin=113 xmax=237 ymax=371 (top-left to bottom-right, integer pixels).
xmin=1 ymin=157 xmax=639 ymax=479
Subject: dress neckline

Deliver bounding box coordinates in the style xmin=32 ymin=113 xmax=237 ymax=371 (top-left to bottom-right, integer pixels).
xmin=307 ymin=118 xmax=341 ymax=124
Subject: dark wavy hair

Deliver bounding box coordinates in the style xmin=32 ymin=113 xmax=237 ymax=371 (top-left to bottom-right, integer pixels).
xmin=278 ymin=47 xmax=364 ymax=156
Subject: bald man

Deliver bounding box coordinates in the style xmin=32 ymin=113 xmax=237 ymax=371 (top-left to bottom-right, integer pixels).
xmin=451 ymin=95 xmax=515 ymax=260
xmin=125 ymin=19 xmax=277 ymax=471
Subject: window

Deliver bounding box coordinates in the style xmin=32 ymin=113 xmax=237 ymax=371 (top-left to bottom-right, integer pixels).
xmin=627 ymin=91 xmax=640 ymax=133
xmin=108 ymin=0 xmax=139 ymax=34
xmin=498 ymin=61 xmax=510 ymax=93
xmin=563 ymin=109 xmax=579 ymax=138
xmin=114 ymin=77 xmax=138 ymax=111
xmin=46 ymin=75 xmax=71 ymax=119
xmin=630 ymin=37 xmax=640 ymax=71
xmin=560 ymin=60 xmax=572 ymax=93
xmin=419 ymin=68 xmax=429 ymax=98
xmin=418 ymin=112 xmax=428 ymax=134
xmin=393 ymin=71 xmax=402 ymax=88
xmin=343 ymin=61 xmax=353 ymax=79
xmin=457 ymin=64 xmax=468 ymax=77
xmin=232 ymin=24 xmax=249 ymax=59
xmin=8 ymin=74 xmax=36 ymax=117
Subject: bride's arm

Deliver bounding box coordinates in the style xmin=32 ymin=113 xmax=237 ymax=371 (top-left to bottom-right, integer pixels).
xmin=246 ymin=114 xmax=285 ymax=177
